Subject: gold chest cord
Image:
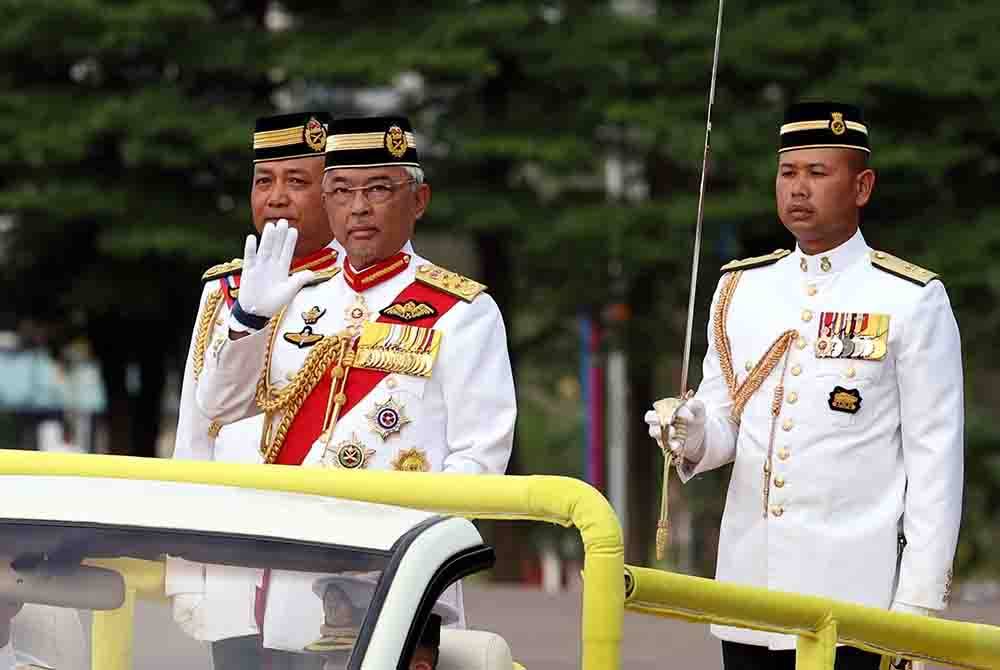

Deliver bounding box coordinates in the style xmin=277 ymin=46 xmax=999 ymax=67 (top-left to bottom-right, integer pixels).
xmin=254 ymin=306 xmax=355 ymax=464
xmin=712 ymin=271 xmax=798 ymax=515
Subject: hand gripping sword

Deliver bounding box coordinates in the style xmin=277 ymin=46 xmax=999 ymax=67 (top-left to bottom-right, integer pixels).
xmin=654 ymin=0 xmax=726 ymax=561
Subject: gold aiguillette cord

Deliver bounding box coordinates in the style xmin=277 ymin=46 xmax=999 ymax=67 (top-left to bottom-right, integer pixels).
xmin=320 ymin=335 xmax=357 ymax=450
xmin=653 ymin=390 xmax=694 ymax=561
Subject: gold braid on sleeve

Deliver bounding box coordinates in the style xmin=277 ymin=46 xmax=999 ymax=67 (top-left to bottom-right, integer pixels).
xmin=712 ymin=269 xmax=798 ymax=422
xmin=192 ymin=290 xmax=224 ymax=382
xmin=254 ymin=309 xmax=348 ymax=464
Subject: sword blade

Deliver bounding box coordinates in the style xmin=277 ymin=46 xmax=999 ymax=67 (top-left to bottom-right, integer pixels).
xmin=679 ymin=0 xmax=726 ymax=397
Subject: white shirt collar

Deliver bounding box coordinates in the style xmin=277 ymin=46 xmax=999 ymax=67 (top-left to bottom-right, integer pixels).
xmin=791 ymin=227 xmax=869 ymax=278
xmin=0 ymin=641 xmax=14 ymax=670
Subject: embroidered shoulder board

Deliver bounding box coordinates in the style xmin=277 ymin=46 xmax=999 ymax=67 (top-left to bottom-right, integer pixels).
xmin=202 ymin=258 xmax=242 ymax=283
xmin=720 ymin=249 xmax=791 ymax=273
xmin=870 ymin=251 xmax=939 ymax=286
xmin=302 ymin=266 xmax=342 ymax=287
xmin=415 ymin=264 xmax=487 ymax=303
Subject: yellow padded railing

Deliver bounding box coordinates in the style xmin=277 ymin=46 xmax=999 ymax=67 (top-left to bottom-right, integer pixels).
xmin=623 ymin=565 xmax=1000 ymax=670
xmin=0 ymin=449 xmax=623 ymax=670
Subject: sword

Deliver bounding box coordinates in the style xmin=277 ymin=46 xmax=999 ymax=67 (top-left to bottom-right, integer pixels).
xmin=655 ymin=0 xmax=726 ymax=561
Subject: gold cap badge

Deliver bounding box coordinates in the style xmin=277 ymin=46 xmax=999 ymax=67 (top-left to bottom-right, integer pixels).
xmin=830 ymin=112 xmax=846 ymax=136
xmin=384 ymin=125 xmax=408 ymax=158
xmin=304 ymin=116 xmax=327 ymax=152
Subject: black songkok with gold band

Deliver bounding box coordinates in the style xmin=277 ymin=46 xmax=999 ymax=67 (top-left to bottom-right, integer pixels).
xmin=253 ymin=112 xmax=331 ymax=163
xmin=779 ymin=102 xmax=870 ymax=154
xmin=324 ymin=116 xmax=420 ymax=171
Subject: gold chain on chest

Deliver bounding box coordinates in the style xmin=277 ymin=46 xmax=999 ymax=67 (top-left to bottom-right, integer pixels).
xmin=254 ymin=306 xmax=354 ymax=464
xmin=712 ymin=271 xmax=798 ymax=421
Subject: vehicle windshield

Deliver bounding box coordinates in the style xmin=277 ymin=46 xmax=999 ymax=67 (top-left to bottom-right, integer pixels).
xmin=1 ymin=519 xmax=393 ymax=670
xmin=0 ymin=472 xmax=470 ymax=670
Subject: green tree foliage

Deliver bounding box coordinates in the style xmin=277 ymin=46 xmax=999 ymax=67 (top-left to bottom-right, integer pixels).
xmin=1 ymin=0 xmax=997 ymax=574
xmin=0 ymin=0 xmax=276 ymax=455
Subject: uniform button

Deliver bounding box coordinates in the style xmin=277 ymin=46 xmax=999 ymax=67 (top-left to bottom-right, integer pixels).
xmin=771 ymin=505 xmax=784 ymax=517
xmin=386 ymin=377 xmax=398 ymax=390
xmin=782 ymin=419 xmax=793 ymax=431
xmin=216 ymin=318 xmax=225 ymax=326
xmin=787 ymin=392 xmax=798 ymax=404
xmin=791 ymin=365 xmax=802 ymax=376
xmin=286 ymin=372 xmax=296 ymax=381
xmin=774 ymin=476 xmax=786 ymax=488
xmin=846 ymin=367 xmax=856 ymax=379
xmin=801 ymin=310 xmax=813 ymax=323
xmin=806 ymin=285 xmax=818 ymax=296
xmin=778 ymin=448 xmax=790 ymax=461
xmin=796 ymin=337 xmax=807 ymax=350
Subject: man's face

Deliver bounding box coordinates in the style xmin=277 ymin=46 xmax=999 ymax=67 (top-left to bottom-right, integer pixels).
xmin=408 ymin=644 xmax=437 ymax=670
xmin=775 ymin=147 xmax=875 ymax=249
xmin=323 ymin=167 xmax=431 ymax=269
xmin=251 ymin=155 xmax=331 ymax=255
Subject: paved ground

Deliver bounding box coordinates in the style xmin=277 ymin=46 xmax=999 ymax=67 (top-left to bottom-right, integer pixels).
xmin=121 ymin=584 xmax=1000 ymax=669
xmin=463 ymin=585 xmax=1000 ymax=669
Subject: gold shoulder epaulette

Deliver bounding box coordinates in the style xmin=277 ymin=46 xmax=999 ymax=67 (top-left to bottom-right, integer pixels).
xmin=720 ymin=249 xmax=791 ymax=273
xmin=415 ymin=264 xmax=487 ymax=303
xmin=302 ymin=266 xmax=341 ymax=287
xmin=870 ymin=251 xmax=939 ymax=286
xmin=202 ymin=258 xmax=242 ymax=283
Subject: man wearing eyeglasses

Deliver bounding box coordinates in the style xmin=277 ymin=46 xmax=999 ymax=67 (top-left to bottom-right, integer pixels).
xmin=193 ymin=116 xmax=515 ymax=652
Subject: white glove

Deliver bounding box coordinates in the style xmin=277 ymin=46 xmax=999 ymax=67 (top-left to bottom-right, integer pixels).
xmin=233 ymin=219 xmax=315 ymax=322
xmin=171 ymin=593 xmax=205 ymax=639
xmin=644 ymin=397 xmax=706 ymax=462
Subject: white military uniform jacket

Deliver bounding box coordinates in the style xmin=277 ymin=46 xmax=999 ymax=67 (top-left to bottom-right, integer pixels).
xmin=165 ymin=241 xmax=343 ymax=640
xmin=171 ymin=241 xmax=344 ymax=463
xmin=196 ymin=241 xmax=516 ymax=474
xmin=682 ymin=229 xmax=963 ymax=650
xmin=184 ymin=242 xmax=515 ymax=646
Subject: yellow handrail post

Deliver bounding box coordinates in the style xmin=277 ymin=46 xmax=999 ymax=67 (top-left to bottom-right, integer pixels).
xmin=796 ymin=617 xmax=837 ymax=670
xmin=92 ymin=587 xmax=135 ymax=670
xmin=623 ymin=564 xmax=1000 ymax=669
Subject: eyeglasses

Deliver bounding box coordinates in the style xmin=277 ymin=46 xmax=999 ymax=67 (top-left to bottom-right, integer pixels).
xmin=323 ymin=178 xmax=416 ymax=205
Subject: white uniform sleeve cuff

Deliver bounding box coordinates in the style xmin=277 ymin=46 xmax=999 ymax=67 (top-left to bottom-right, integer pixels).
xmin=227 ymin=313 xmax=260 ymax=334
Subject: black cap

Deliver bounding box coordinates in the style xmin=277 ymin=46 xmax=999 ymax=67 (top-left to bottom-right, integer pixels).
xmin=779 ymin=102 xmax=870 ymax=154
xmin=325 ymin=116 xmax=420 ymax=170
xmin=253 ymin=112 xmax=331 ymax=163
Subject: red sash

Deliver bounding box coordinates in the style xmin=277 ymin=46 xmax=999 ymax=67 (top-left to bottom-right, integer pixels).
xmin=276 ymin=282 xmax=459 ymax=465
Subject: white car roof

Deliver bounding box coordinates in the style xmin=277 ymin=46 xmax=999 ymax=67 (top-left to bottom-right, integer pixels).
xmin=0 ymin=475 xmax=438 ymax=551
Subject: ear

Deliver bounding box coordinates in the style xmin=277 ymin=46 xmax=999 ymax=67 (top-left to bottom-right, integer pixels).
xmin=413 ymin=183 xmax=432 ymax=220
xmin=855 ymin=168 xmax=876 ymax=208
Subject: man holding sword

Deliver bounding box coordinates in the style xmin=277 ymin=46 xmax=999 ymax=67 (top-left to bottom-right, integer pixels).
xmin=645 ymin=102 xmax=964 ymax=670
